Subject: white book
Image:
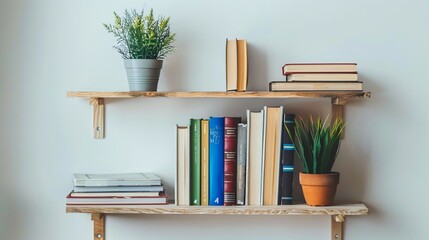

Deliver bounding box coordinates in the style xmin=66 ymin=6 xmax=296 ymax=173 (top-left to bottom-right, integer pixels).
xmin=176 ymin=125 xmax=190 ymax=206
xmin=73 ymin=185 xmax=164 ymax=193
xmin=73 ymin=173 xmax=162 ymax=187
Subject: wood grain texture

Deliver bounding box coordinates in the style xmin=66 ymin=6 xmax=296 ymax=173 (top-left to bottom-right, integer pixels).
xmin=67 ymin=91 xmax=371 ymax=99
xmin=90 ymin=98 xmax=105 ymax=139
xmin=66 ymin=203 xmax=368 ymax=216
xmin=331 ymin=216 xmax=344 ymax=240
xmin=331 ymin=98 xmax=346 ymax=139
xmin=91 ymin=213 xmax=105 ymax=240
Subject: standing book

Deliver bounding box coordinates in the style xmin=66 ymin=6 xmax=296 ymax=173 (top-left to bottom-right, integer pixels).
xmin=176 ymin=125 xmax=190 ymax=206
xmin=226 ymin=39 xmax=238 ymax=91
xmin=279 ymin=114 xmax=296 ymax=205
xmin=209 ymin=117 xmax=225 ymax=205
xmin=201 ymin=119 xmax=210 ymax=206
xmin=224 ymin=117 xmax=240 ymax=206
xmin=236 ymin=123 xmax=247 ymax=205
xmin=237 ymin=39 xmax=248 ymax=92
xmin=190 ymin=119 xmax=201 ymax=205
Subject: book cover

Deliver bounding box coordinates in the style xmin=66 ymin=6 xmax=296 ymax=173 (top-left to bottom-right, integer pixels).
xmin=269 ymin=81 xmax=363 ymax=91
xmin=282 ymin=63 xmax=357 ymax=75
xmin=287 ymin=73 xmax=358 ymax=81
xmin=263 ymin=106 xmax=283 ymax=205
xmin=236 ymin=123 xmax=247 ymax=205
xmin=190 ymin=119 xmax=201 ymax=205
xmin=209 ymin=117 xmax=225 ymax=205
xmin=73 ymin=173 xmax=162 ymax=187
xmin=176 ymin=125 xmax=190 ymax=206
xmin=224 ymin=117 xmax=240 ymax=206
xmin=279 ymin=114 xmax=296 ymax=205
xmin=245 ymin=110 xmax=264 ymax=206
xmin=237 ymin=39 xmax=248 ymax=92
xmin=226 ymin=39 xmax=238 ymax=91
xmin=201 ymin=119 xmax=209 ymax=206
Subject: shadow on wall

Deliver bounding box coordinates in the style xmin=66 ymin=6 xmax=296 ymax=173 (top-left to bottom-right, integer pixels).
xmin=247 ymin=43 xmax=269 ymax=91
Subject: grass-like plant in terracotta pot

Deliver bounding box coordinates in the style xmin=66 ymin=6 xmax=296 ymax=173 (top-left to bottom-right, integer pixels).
xmin=103 ymin=9 xmax=176 ymax=91
xmin=286 ymin=116 xmax=345 ymax=206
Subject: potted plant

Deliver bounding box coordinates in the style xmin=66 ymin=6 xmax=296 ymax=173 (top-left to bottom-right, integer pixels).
xmin=103 ymin=9 xmax=176 ymax=91
xmin=286 ymin=116 xmax=345 ymax=206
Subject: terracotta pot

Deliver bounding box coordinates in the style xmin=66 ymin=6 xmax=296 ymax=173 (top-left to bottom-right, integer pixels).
xmin=299 ymin=172 xmax=340 ymax=206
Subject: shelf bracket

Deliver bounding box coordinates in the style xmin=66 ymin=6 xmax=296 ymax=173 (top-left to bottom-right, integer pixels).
xmin=92 ymin=213 xmax=105 ymax=240
xmin=331 ymin=98 xmax=347 ymax=139
xmin=90 ymin=98 xmax=105 ymax=139
xmin=331 ymin=215 xmax=345 ymax=240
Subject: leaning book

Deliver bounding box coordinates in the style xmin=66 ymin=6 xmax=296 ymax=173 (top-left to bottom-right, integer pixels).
xmin=73 ymin=173 xmax=162 ymax=187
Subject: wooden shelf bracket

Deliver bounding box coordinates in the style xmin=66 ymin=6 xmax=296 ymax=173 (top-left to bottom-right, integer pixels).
xmin=90 ymin=98 xmax=105 ymax=139
xmin=331 ymin=98 xmax=347 ymax=138
xmin=91 ymin=213 xmax=105 ymax=240
xmin=331 ymin=215 xmax=345 ymax=240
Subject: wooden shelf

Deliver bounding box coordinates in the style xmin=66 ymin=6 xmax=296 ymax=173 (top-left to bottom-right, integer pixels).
xmin=66 ymin=203 xmax=367 ymax=215
xmin=66 ymin=203 xmax=367 ymax=240
xmin=67 ymin=91 xmax=371 ymax=99
xmin=67 ymin=91 xmax=371 ymax=139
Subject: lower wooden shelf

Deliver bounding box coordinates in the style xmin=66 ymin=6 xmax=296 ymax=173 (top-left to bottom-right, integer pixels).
xmin=66 ymin=203 xmax=368 ymax=240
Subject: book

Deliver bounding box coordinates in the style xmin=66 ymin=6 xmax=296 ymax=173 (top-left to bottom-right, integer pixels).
xmin=269 ymin=81 xmax=363 ymax=91
xmin=237 ymin=39 xmax=248 ymax=92
xmin=70 ymin=191 xmax=160 ymax=197
xmin=190 ymin=119 xmax=201 ymax=205
xmin=279 ymin=114 xmax=295 ymax=205
xmin=66 ymin=192 xmax=168 ymax=205
xmin=209 ymin=117 xmax=225 ymax=205
xmin=73 ymin=173 xmax=162 ymax=187
xmin=176 ymin=125 xmax=190 ymax=206
xmin=226 ymin=39 xmax=238 ymax=91
xmin=73 ymin=185 xmax=164 ymax=193
xmin=287 ymin=73 xmax=358 ymax=82
xmin=236 ymin=123 xmax=247 ymax=205
xmin=224 ymin=117 xmax=240 ymax=206
xmin=282 ymin=63 xmax=357 ymax=75
xmin=201 ymin=119 xmax=209 ymax=206
xmin=245 ymin=110 xmax=264 ymax=206
xmin=262 ymin=106 xmax=283 ymax=205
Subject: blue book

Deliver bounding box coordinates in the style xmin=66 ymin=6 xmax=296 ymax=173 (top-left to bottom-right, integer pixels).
xmin=209 ymin=117 xmax=225 ymax=205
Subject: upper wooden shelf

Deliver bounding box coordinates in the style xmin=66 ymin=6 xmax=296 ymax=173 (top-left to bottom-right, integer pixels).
xmin=66 ymin=203 xmax=368 ymax=216
xmin=67 ymin=91 xmax=371 ymax=99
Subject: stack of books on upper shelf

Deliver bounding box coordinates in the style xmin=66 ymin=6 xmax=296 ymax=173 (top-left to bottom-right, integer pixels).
xmin=270 ymin=63 xmax=363 ymax=91
xmin=66 ymin=173 xmax=167 ymax=205
xmin=176 ymin=107 xmax=296 ymax=206
xmin=226 ymin=38 xmax=248 ymax=92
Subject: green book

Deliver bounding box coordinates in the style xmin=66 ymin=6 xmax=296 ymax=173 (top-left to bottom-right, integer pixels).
xmin=190 ymin=118 xmax=201 ymax=205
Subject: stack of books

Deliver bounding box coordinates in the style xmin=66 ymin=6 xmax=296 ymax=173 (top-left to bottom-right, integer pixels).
xmin=226 ymin=38 xmax=248 ymax=92
xmin=66 ymin=173 xmax=167 ymax=205
xmin=270 ymin=63 xmax=363 ymax=91
xmin=176 ymin=107 xmax=296 ymax=206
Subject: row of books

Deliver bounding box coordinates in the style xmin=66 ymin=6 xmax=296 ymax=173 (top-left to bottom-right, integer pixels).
xmin=226 ymin=38 xmax=248 ymax=91
xmin=176 ymin=106 xmax=296 ymax=206
xmin=270 ymin=63 xmax=363 ymax=91
xmin=66 ymin=173 xmax=168 ymax=205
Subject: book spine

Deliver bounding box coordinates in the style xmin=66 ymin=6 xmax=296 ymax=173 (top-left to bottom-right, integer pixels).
xmin=190 ymin=119 xmax=201 ymax=205
xmin=209 ymin=117 xmax=225 ymax=205
xmin=236 ymin=123 xmax=247 ymax=205
xmin=224 ymin=117 xmax=240 ymax=206
xmin=279 ymin=114 xmax=296 ymax=205
xmin=201 ymin=119 xmax=209 ymax=206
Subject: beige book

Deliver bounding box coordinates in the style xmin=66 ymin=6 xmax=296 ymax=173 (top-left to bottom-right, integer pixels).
xmin=287 ymin=73 xmax=358 ymax=81
xmin=176 ymin=125 xmax=190 ymax=206
xmin=200 ymin=119 xmax=209 ymax=206
xmin=226 ymin=39 xmax=238 ymax=91
xmin=282 ymin=63 xmax=357 ymax=75
xmin=269 ymin=81 xmax=363 ymax=91
xmin=263 ymin=106 xmax=283 ymax=205
xmin=237 ymin=39 xmax=248 ymax=92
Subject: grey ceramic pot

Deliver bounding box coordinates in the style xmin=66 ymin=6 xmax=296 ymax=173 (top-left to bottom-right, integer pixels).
xmin=124 ymin=59 xmax=163 ymax=91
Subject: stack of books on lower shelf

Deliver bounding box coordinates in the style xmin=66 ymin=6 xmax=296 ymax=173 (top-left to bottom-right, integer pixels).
xmin=270 ymin=63 xmax=363 ymax=91
xmin=66 ymin=173 xmax=167 ymax=205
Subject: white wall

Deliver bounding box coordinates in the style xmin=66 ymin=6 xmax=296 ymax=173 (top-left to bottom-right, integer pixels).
xmin=1 ymin=0 xmax=428 ymax=239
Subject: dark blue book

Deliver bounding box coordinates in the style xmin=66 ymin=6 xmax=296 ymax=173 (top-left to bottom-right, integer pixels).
xmin=209 ymin=117 xmax=225 ymax=205
xmin=279 ymin=114 xmax=296 ymax=205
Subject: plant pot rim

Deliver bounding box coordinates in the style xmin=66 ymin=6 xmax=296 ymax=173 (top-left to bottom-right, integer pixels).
xmin=300 ymin=172 xmax=339 ymax=175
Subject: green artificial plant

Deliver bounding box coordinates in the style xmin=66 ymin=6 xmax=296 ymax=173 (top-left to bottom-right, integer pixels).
xmin=286 ymin=116 xmax=345 ymax=174
xmin=103 ymin=8 xmax=176 ymax=59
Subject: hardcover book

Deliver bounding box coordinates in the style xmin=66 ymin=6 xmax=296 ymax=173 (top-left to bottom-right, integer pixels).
xmin=73 ymin=173 xmax=162 ymax=187
xmin=190 ymin=119 xmax=202 ymax=205
xmin=224 ymin=117 xmax=240 ymax=206
xmin=176 ymin=125 xmax=190 ymax=206
xmin=269 ymin=81 xmax=363 ymax=91
xmin=73 ymin=185 xmax=164 ymax=193
xmin=237 ymin=39 xmax=248 ymax=92
xmin=236 ymin=123 xmax=247 ymax=205
xmin=226 ymin=39 xmax=238 ymax=91
xmin=70 ymin=191 xmax=160 ymax=197
xmin=209 ymin=117 xmax=225 ymax=205
xmin=282 ymin=63 xmax=357 ymax=75
xmin=66 ymin=192 xmax=168 ymax=205
xmin=287 ymin=73 xmax=358 ymax=81
xmin=201 ymin=119 xmax=210 ymax=206
xmin=279 ymin=114 xmax=295 ymax=205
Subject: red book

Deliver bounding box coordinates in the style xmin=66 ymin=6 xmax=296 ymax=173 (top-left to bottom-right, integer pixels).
xmin=224 ymin=117 xmax=240 ymax=206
